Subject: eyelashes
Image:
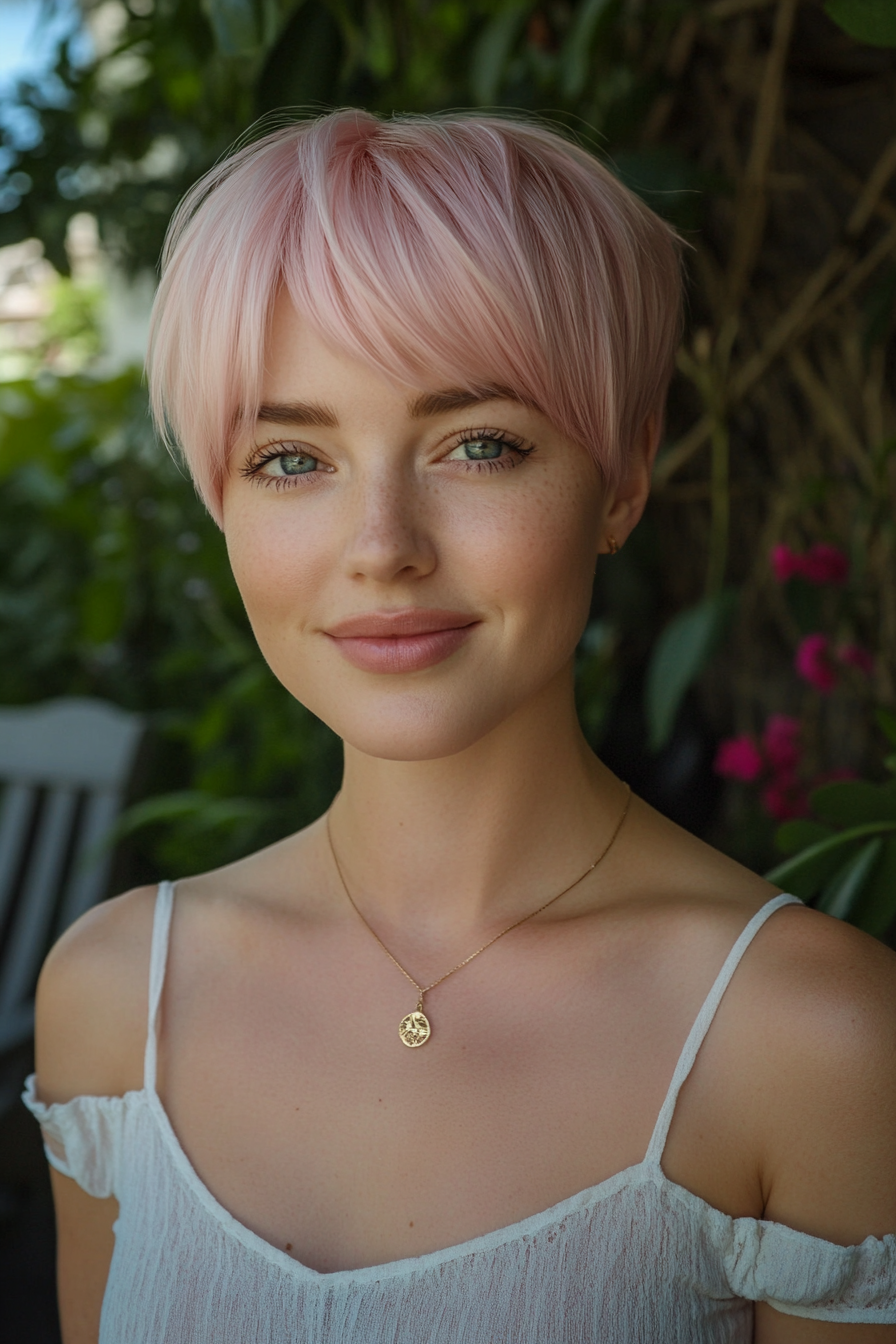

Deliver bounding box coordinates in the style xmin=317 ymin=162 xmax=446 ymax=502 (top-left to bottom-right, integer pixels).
xmin=241 ymin=428 xmax=536 ymax=490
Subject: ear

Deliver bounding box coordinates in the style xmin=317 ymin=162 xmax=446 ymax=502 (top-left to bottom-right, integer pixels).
xmin=599 ymin=413 xmax=661 ymax=555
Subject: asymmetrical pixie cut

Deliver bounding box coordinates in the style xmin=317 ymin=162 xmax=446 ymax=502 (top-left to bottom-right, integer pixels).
xmin=148 ymin=109 xmax=683 ymax=526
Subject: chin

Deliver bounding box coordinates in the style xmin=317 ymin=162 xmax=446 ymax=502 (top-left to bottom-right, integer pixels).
xmin=291 ymin=683 xmax=516 ymax=763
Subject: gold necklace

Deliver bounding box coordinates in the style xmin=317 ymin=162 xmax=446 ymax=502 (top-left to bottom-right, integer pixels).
xmin=325 ymin=784 xmax=632 ymax=1048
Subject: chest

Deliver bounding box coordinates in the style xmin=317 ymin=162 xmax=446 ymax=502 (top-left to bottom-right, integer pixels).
xmin=159 ymin=913 xmax=760 ymax=1272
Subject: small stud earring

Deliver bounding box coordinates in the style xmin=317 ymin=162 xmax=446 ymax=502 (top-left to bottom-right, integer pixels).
xmin=606 ymin=535 xmax=619 ymax=555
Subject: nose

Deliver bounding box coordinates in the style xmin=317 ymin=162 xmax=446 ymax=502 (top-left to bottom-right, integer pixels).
xmin=340 ymin=473 xmax=437 ymax=584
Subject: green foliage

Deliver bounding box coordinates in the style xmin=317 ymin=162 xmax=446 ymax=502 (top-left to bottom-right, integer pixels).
xmin=0 ymin=0 xmax=695 ymax=273
xmin=766 ymin=777 xmax=896 ymax=938
xmin=824 ymin=0 xmax=896 ymax=47
xmin=645 ymin=588 xmax=737 ymax=752
xmin=0 ymin=372 xmax=341 ymax=878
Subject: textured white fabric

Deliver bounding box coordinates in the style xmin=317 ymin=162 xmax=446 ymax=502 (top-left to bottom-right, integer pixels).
xmin=23 ymin=886 xmax=896 ymax=1340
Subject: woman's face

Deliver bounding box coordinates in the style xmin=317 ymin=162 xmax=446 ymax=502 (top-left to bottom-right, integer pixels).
xmin=221 ymin=294 xmax=629 ymax=762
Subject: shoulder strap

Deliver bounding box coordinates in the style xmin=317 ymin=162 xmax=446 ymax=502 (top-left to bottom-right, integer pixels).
xmin=143 ymin=881 xmax=175 ymax=1094
xmin=644 ymin=893 xmax=802 ymax=1166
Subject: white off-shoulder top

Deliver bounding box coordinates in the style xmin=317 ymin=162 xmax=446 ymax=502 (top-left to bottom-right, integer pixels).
xmin=23 ymin=886 xmax=896 ymax=1341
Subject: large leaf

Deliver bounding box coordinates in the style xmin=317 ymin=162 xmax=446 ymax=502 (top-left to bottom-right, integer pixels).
xmin=850 ymin=835 xmax=896 ymax=938
xmin=810 ymin=779 xmax=896 ymax=827
xmin=817 ymin=838 xmax=884 ymax=920
xmin=765 ymin=822 xmax=896 ymax=900
xmin=877 ymin=707 xmax=896 ymax=748
xmin=202 ymin=0 xmax=262 ymax=56
xmin=775 ymin=819 xmax=833 ymax=855
xmin=471 ymin=2 xmax=530 ymax=105
xmin=559 ymin=0 xmax=613 ymax=99
xmin=824 ymin=0 xmax=896 ymax=46
xmin=645 ymin=589 xmax=736 ymax=752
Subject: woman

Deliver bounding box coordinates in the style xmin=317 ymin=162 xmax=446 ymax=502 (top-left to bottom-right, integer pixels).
xmin=25 ymin=110 xmax=896 ymax=1342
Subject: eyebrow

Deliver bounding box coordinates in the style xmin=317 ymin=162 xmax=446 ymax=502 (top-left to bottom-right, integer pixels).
xmin=257 ymin=401 xmax=339 ymax=428
xmin=255 ymin=386 xmax=522 ymax=429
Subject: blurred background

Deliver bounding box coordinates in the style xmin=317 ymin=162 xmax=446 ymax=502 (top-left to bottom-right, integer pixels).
xmin=0 ymin=0 xmax=895 ymax=1333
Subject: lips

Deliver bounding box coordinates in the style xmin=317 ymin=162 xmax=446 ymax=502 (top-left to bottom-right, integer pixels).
xmin=324 ymin=608 xmax=478 ymax=673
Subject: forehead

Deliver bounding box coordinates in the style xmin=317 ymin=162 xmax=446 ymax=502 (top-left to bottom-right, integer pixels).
xmin=262 ymin=291 xmax=527 ymax=426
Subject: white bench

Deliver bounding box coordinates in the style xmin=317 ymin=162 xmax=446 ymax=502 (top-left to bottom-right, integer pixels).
xmin=0 ymin=698 xmax=143 ymax=1109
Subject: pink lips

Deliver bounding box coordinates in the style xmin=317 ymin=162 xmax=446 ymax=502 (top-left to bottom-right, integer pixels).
xmin=324 ymin=609 xmax=478 ymax=674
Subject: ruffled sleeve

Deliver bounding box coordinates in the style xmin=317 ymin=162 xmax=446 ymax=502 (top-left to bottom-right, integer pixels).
xmin=21 ymin=1072 xmax=126 ymax=1199
xmin=723 ymin=1215 xmax=896 ymax=1323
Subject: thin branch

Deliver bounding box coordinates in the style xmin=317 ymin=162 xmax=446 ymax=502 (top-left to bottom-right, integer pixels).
xmin=787 ymin=348 xmax=874 ymax=488
xmin=786 ymin=124 xmax=896 ymax=226
xmin=847 ymin=135 xmax=896 ymax=238
xmin=725 ymin=0 xmax=799 ymax=312
xmin=801 ymin=224 xmax=896 ymax=335
xmin=730 ymin=245 xmax=851 ymax=399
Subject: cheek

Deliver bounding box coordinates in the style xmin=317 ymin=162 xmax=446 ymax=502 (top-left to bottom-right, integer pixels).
xmin=223 ymin=496 xmax=334 ymax=649
xmin=453 ymin=473 xmax=601 ymax=636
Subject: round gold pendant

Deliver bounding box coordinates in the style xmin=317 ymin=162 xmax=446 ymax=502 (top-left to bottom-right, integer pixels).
xmin=399 ymin=1009 xmax=431 ymax=1048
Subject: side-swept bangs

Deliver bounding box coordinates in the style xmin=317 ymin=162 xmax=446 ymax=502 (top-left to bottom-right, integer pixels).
xmin=147 ymin=109 xmax=683 ymax=525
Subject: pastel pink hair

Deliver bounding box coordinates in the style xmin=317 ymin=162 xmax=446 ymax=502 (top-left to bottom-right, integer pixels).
xmin=147 ymin=109 xmax=683 ymax=526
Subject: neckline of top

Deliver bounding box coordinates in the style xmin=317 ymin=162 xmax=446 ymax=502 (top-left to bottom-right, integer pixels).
xmin=141 ymin=1079 xmax=723 ymax=1284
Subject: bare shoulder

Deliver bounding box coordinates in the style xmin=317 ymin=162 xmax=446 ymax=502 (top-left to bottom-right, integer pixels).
xmin=731 ymin=903 xmax=896 ymax=1242
xmin=736 ymin=900 xmax=896 ymax=1071
xmin=35 ymin=885 xmax=159 ymax=1104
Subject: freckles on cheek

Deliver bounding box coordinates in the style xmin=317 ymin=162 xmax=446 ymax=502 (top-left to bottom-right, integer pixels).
xmin=225 ymin=507 xmax=331 ymax=643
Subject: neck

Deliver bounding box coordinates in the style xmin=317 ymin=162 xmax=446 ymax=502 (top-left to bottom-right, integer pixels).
xmin=327 ymin=665 xmax=626 ymax=958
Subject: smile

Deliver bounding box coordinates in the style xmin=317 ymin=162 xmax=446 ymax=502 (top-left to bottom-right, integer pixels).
xmin=323 ymin=609 xmax=479 ymax=674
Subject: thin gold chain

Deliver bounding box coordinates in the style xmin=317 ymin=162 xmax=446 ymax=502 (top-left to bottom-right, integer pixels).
xmin=325 ymin=783 xmax=632 ymax=1003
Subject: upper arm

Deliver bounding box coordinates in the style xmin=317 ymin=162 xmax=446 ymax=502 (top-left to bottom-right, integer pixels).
xmin=753 ymin=911 xmax=896 ymax=1341
xmin=34 ymin=887 xmax=157 ymax=1343
xmin=35 ymin=885 xmax=156 ymax=1102
xmin=51 ymin=1169 xmax=118 ymax=1344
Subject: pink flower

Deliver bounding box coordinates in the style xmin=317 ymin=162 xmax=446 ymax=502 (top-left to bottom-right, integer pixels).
xmin=714 ymin=735 xmax=764 ymax=782
xmin=771 ymin=544 xmax=802 ymax=583
xmin=837 ymin=643 xmax=874 ymax=676
xmin=795 ymin=633 xmax=838 ymax=692
xmin=761 ymin=774 xmax=809 ymax=821
xmin=761 ymin=715 xmax=801 ymax=773
xmin=771 ymin=542 xmax=850 ymax=586
xmin=799 ymin=543 xmax=849 ymax=586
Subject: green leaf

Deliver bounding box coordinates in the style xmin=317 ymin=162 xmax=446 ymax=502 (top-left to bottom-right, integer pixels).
xmin=559 ymin=0 xmax=613 ymax=99
xmin=817 ymin=837 xmax=884 ymax=920
xmin=115 ymin=790 xmax=267 ymax=836
xmin=824 ymin=0 xmax=896 ymax=46
xmin=876 ymin=707 xmax=896 ymax=748
xmin=645 ymin=588 xmax=736 ymax=752
xmin=78 ymin=575 xmax=126 ymax=644
xmin=764 ymin=821 xmax=896 ymax=900
xmin=471 ymin=2 xmax=529 ymax=105
xmin=810 ymin=779 xmax=896 ymax=827
xmin=849 ymin=835 xmax=896 ymax=938
xmin=775 ymin=819 xmax=833 ymax=855
xmin=202 ymin=0 xmax=262 ymax=56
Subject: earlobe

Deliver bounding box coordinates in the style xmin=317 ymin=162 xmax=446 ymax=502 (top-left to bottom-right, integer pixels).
xmin=600 ymin=413 xmax=659 ymax=555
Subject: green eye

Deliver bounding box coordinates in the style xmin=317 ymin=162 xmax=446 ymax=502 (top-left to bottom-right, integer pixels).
xmin=278 ymin=453 xmax=317 ymax=475
xmin=462 ymin=439 xmax=503 ymax=460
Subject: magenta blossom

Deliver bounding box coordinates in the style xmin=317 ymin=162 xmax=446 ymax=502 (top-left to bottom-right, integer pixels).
xmin=837 ymin=643 xmax=874 ymax=677
xmin=771 ymin=544 xmax=802 ymax=583
xmin=795 ymin=633 xmax=838 ymax=692
xmin=800 ymin=543 xmax=849 ymax=586
xmin=770 ymin=542 xmax=850 ymax=586
xmin=761 ymin=715 xmax=801 ymax=773
xmin=714 ymin=735 xmax=764 ymax=782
